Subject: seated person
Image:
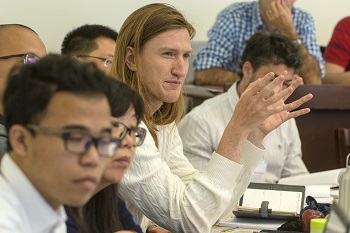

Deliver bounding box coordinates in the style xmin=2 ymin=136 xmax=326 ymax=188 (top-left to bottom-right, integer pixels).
xmin=0 ymin=55 xmax=119 ymax=232
xmin=194 ymin=0 xmax=324 ymax=86
xmin=179 ymin=32 xmax=309 ymax=183
xmin=110 ymin=3 xmax=312 ymax=232
xmin=66 ymin=79 xmax=146 ymax=233
xmin=65 ymin=28 xmax=168 ymax=233
xmin=0 ymin=24 xmax=46 ymax=158
xmin=61 ymin=24 xmax=118 ymax=74
xmin=323 ymin=16 xmax=350 ymax=84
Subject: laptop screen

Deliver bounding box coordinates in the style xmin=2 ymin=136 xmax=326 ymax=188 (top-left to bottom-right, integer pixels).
xmin=323 ymin=202 xmax=350 ymax=233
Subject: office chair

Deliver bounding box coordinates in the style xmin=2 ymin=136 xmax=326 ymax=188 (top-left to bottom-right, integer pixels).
xmin=335 ymin=128 xmax=350 ymax=168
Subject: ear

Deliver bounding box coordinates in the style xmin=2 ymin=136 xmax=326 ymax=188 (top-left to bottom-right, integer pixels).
xmin=8 ymin=125 xmax=30 ymax=157
xmin=125 ymin=47 xmax=137 ymax=71
xmin=241 ymin=61 xmax=253 ymax=80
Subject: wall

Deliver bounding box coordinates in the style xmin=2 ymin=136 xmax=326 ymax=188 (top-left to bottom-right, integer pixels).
xmin=1 ymin=0 xmax=349 ymax=53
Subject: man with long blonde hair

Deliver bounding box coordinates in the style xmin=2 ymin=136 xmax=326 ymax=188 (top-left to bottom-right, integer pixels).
xmin=110 ymin=3 xmax=312 ymax=232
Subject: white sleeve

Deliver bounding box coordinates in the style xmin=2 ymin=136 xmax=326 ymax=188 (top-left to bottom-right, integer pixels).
xmin=119 ymin=122 xmax=263 ymax=233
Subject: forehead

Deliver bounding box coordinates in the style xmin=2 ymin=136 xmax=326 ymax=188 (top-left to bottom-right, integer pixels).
xmin=92 ymin=37 xmax=116 ymax=54
xmin=40 ymin=92 xmax=111 ymax=130
xmin=0 ymin=26 xmax=46 ymax=57
xmin=143 ymin=28 xmax=192 ymax=51
xmin=255 ymin=64 xmax=295 ymax=80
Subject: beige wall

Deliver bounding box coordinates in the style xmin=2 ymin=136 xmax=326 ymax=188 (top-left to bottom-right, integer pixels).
xmin=1 ymin=0 xmax=349 ymax=52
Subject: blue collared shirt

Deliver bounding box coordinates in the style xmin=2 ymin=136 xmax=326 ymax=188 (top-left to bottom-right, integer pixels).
xmin=194 ymin=1 xmax=325 ymax=77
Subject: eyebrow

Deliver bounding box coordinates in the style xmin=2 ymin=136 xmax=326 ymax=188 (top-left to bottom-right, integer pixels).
xmin=62 ymin=125 xmax=112 ymax=134
xmin=158 ymin=47 xmax=192 ymax=53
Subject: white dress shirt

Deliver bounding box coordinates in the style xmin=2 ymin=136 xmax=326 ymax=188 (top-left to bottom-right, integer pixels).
xmin=0 ymin=153 xmax=67 ymax=233
xmin=178 ymin=82 xmax=309 ymax=183
xmin=119 ymin=121 xmax=263 ymax=233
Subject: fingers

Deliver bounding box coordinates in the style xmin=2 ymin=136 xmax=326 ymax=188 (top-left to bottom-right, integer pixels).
xmin=245 ymin=72 xmax=283 ymax=98
xmin=285 ymin=93 xmax=313 ymax=112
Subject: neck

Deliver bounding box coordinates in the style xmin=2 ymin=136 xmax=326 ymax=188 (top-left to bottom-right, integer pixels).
xmin=94 ymin=181 xmax=109 ymax=195
xmin=236 ymin=80 xmax=246 ymax=97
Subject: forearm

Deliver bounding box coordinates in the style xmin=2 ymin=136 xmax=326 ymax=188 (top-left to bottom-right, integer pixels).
xmin=323 ymin=72 xmax=350 ymax=85
xmin=298 ymin=45 xmax=322 ymax=84
xmin=195 ymin=67 xmax=240 ymax=86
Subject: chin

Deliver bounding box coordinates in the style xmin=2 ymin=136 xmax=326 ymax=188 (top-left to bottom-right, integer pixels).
xmin=105 ymin=172 xmax=124 ymax=184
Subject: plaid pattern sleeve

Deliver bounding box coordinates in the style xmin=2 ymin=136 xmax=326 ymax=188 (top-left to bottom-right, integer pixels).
xmin=194 ymin=2 xmax=259 ymax=72
xmin=292 ymin=8 xmax=326 ymax=77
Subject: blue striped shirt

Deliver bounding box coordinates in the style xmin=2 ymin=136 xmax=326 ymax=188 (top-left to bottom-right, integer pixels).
xmin=194 ymin=1 xmax=325 ymax=77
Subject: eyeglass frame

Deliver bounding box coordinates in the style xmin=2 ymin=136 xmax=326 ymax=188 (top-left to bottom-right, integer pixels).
xmin=25 ymin=124 xmax=121 ymax=157
xmin=0 ymin=53 xmax=40 ymax=64
xmin=76 ymin=55 xmax=113 ymax=68
xmin=111 ymin=121 xmax=146 ymax=147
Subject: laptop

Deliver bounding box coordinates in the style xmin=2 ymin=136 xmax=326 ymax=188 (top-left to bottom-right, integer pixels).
xmin=323 ymin=201 xmax=350 ymax=233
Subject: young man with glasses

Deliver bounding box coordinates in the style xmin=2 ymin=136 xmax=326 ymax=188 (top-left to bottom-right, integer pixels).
xmin=0 ymin=24 xmax=46 ymax=158
xmin=0 ymin=55 xmax=121 ymax=233
xmin=61 ymin=24 xmax=118 ymax=75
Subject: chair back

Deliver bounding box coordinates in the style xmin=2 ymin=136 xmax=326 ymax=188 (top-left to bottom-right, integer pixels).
xmin=335 ymin=128 xmax=350 ymax=168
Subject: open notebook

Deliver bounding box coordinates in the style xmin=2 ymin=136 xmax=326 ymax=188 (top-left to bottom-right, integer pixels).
xmin=233 ymin=183 xmax=305 ymax=220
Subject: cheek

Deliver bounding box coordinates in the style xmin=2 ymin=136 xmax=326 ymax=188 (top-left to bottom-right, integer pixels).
xmin=103 ymin=166 xmax=125 ymax=183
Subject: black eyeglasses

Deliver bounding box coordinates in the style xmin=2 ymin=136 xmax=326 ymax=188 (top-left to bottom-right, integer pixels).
xmin=26 ymin=124 xmax=121 ymax=157
xmin=0 ymin=53 xmax=40 ymax=64
xmin=76 ymin=55 xmax=113 ymax=68
xmin=111 ymin=122 xmax=146 ymax=147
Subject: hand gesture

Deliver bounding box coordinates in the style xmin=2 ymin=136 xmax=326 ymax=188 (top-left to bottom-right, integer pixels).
xmin=232 ymin=72 xmax=312 ymax=146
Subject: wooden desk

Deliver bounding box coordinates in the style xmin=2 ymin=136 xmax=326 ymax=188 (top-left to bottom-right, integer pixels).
xmin=287 ymin=84 xmax=350 ymax=172
xmin=182 ymin=84 xmax=223 ymax=112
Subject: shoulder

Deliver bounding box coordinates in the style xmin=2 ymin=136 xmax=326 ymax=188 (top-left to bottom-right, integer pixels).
xmin=219 ymin=1 xmax=256 ymax=17
xmin=335 ymin=16 xmax=350 ymax=29
xmin=292 ymin=7 xmax=314 ymax=22
xmin=0 ymin=179 xmax=27 ymax=231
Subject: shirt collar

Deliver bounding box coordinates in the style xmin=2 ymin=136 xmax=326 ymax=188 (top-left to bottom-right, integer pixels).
xmin=1 ymin=154 xmax=67 ymax=233
xmin=226 ymin=81 xmax=240 ymax=111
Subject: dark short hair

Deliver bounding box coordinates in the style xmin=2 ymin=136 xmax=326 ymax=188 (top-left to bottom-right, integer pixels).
xmin=107 ymin=78 xmax=144 ymax=124
xmin=237 ymin=31 xmax=303 ymax=78
xmin=61 ymin=24 xmax=118 ymax=55
xmin=3 ymin=54 xmax=112 ymax=149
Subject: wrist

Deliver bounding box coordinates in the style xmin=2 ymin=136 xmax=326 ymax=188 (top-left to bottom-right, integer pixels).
xmin=292 ymin=38 xmax=302 ymax=45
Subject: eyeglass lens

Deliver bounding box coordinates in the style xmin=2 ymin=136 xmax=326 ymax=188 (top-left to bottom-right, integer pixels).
xmin=112 ymin=122 xmax=146 ymax=147
xmin=65 ymin=132 xmax=119 ymax=157
xmin=25 ymin=54 xmax=40 ymax=64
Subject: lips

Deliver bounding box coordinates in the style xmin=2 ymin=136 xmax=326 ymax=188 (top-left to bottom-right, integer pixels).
xmin=74 ymin=176 xmax=97 ymax=189
xmin=112 ymin=156 xmax=131 ymax=168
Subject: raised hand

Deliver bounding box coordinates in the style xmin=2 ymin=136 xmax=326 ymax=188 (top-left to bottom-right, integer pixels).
xmin=230 ymin=71 xmax=312 ymax=142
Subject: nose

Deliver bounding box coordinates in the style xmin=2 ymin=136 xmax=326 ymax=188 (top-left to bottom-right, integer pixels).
xmin=80 ymin=144 xmax=101 ymax=167
xmin=121 ymin=131 xmax=134 ymax=148
xmin=172 ymin=57 xmax=188 ymax=78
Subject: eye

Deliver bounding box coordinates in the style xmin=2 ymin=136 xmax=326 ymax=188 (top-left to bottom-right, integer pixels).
xmin=183 ymin=53 xmax=191 ymax=59
xmin=163 ymin=52 xmax=174 ymax=57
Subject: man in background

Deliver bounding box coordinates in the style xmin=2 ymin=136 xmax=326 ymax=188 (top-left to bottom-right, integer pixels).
xmin=323 ymin=16 xmax=350 ymax=84
xmin=61 ymin=24 xmax=118 ymax=74
xmin=179 ymin=32 xmax=309 ymax=183
xmin=0 ymin=24 xmax=46 ymax=157
xmin=194 ymin=0 xmax=324 ymax=86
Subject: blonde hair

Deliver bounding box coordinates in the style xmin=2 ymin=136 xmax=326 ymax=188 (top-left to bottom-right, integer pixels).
xmin=110 ymin=3 xmax=195 ymax=145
